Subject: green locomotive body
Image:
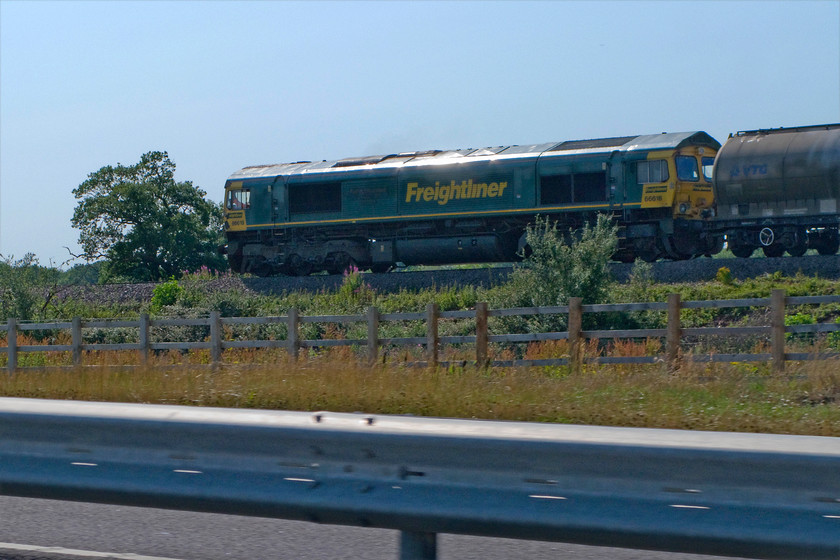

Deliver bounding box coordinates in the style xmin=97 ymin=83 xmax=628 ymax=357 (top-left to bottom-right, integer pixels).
xmin=223 ymin=132 xmax=720 ymax=275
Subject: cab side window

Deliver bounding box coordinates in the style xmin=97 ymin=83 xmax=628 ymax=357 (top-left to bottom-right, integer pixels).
xmin=637 ymin=160 xmax=669 ymax=184
xmin=227 ymin=189 xmax=250 ymax=210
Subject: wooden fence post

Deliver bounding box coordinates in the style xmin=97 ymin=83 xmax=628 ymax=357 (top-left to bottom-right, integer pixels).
xmin=6 ymin=318 xmax=17 ymax=372
xmin=139 ymin=313 xmax=150 ymax=364
xmin=666 ymin=293 xmax=681 ymax=372
xmin=367 ymin=306 xmax=380 ymax=365
xmin=771 ymin=289 xmax=786 ymax=373
xmin=426 ymin=303 xmax=439 ymax=367
xmin=287 ymin=308 xmax=299 ymax=360
xmin=72 ymin=317 xmax=82 ymax=366
xmin=475 ymin=302 xmax=488 ymax=367
xmin=568 ymin=297 xmax=583 ymax=373
xmin=210 ymin=311 xmax=222 ymax=364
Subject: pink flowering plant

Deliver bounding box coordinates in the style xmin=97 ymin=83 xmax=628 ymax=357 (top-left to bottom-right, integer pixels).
xmin=335 ymin=264 xmax=375 ymax=310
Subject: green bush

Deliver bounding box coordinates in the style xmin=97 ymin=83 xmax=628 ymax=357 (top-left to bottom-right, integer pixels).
xmin=150 ymin=277 xmax=183 ymax=313
xmin=785 ymin=312 xmax=816 ymax=343
xmin=828 ymin=318 xmax=840 ymax=350
xmin=492 ymin=214 xmax=618 ymax=333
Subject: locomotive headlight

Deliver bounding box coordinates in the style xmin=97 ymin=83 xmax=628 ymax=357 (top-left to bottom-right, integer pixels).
xmin=679 ymin=203 xmax=689 ymax=214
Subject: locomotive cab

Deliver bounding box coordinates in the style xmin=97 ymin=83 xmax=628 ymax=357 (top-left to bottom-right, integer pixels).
xmin=672 ymin=148 xmax=716 ymax=220
xmin=223 ymin=175 xmax=289 ymax=274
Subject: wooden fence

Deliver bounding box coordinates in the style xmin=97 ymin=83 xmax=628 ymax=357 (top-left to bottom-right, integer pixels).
xmin=2 ymin=289 xmax=840 ymax=373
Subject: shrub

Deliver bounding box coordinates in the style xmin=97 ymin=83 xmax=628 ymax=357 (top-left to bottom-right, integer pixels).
xmin=828 ymin=318 xmax=840 ymax=350
xmin=492 ymin=214 xmax=618 ymax=333
xmin=785 ymin=312 xmax=816 ymax=343
xmin=716 ymin=266 xmax=734 ymax=285
xmin=150 ymin=277 xmax=183 ymax=313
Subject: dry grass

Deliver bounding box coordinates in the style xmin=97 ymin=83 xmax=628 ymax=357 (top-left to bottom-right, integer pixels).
xmin=1 ymin=341 xmax=839 ymax=436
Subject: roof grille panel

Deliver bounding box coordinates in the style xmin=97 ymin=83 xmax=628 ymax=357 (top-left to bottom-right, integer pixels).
xmin=549 ymin=136 xmax=637 ymax=152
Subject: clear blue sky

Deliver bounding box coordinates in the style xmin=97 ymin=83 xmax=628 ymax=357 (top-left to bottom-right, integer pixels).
xmin=1 ymin=0 xmax=838 ymax=267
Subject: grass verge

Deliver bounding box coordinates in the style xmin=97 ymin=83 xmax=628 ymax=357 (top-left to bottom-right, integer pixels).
xmin=1 ymin=348 xmax=838 ymax=436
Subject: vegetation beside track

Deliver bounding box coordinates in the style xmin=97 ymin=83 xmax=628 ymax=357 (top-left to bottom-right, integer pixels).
xmin=2 ymin=220 xmax=840 ymax=436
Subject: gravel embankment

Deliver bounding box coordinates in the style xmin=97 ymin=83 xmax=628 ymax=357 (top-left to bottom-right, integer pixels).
xmin=52 ymin=255 xmax=840 ymax=305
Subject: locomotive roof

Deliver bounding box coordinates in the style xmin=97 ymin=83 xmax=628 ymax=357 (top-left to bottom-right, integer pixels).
xmin=229 ymin=131 xmax=720 ymax=180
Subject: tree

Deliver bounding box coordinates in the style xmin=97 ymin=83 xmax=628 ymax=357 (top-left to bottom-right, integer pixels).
xmin=0 ymin=253 xmax=60 ymax=321
xmin=72 ymin=151 xmax=227 ymax=282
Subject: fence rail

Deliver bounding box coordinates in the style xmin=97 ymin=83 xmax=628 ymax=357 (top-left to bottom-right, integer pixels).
xmin=0 ymin=398 xmax=838 ymax=560
xmin=3 ymin=289 xmax=840 ymax=372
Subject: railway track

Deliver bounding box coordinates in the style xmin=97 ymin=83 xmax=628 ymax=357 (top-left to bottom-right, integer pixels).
xmin=54 ymin=255 xmax=840 ymax=306
xmin=272 ymin=254 xmax=840 ymax=292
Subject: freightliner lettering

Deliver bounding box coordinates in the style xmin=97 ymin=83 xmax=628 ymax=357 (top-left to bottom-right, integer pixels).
xmin=405 ymin=180 xmax=509 ymax=206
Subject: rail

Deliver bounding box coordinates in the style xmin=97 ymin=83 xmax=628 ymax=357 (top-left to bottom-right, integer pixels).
xmin=2 ymin=289 xmax=840 ymax=373
xmin=0 ymin=398 xmax=837 ymax=559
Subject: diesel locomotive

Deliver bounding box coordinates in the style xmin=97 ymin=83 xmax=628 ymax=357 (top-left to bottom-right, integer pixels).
xmin=711 ymin=123 xmax=840 ymax=258
xmin=222 ymin=131 xmax=722 ymax=275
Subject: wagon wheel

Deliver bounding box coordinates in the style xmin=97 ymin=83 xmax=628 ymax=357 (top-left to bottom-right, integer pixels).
xmin=787 ymin=243 xmax=807 ymax=257
xmin=729 ymin=244 xmax=754 ymax=259
xmin=817 ymin=236 xmax=840 ymax=256
xmin=759 ymin=227 xmax=775 ymax=247
xmin=762 ymin=244 xmax=785 ymax=258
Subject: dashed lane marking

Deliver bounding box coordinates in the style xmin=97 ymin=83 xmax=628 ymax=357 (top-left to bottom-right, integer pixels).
xmin=0 ymin=542 xmax=184 ymax=560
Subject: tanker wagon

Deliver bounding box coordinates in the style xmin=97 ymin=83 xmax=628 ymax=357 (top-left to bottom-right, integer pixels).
xmin=222 ymin=132 xmax=721 ymax=276
xmin=713 ymin=124 xmax=840 ymax=258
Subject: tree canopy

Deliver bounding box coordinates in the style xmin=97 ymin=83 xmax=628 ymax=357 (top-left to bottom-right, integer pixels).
xmin=72 ymin=151 xmax=227 ymax=282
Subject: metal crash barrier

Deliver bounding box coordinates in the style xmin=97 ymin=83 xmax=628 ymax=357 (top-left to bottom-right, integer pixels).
xmin=0 ymin=398 xmax=838 ymax=559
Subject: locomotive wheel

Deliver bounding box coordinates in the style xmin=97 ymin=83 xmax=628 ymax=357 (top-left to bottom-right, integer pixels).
xmin=762 ymin=244 xmax=785 ymax=258
xmin=248 ymin=258 xmax=273 ymax=277
xmin=326 ymin=252 xmax=355 ymax=275
xmin=614 ymin=251 xmax=636 ymax=264
xmin=228 ymin=254 xmax=244 ymax=273
xmin=287 ymin=254 xmax=313 ymax=276
xmin=730 ymin=244 xmax=754 ymax=259
xmin=370 ymin=263 xmax=392 ymax=273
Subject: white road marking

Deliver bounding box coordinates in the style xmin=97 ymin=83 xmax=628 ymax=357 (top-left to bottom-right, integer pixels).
xmin=0 ymin=542 xmax=184 ymax=560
